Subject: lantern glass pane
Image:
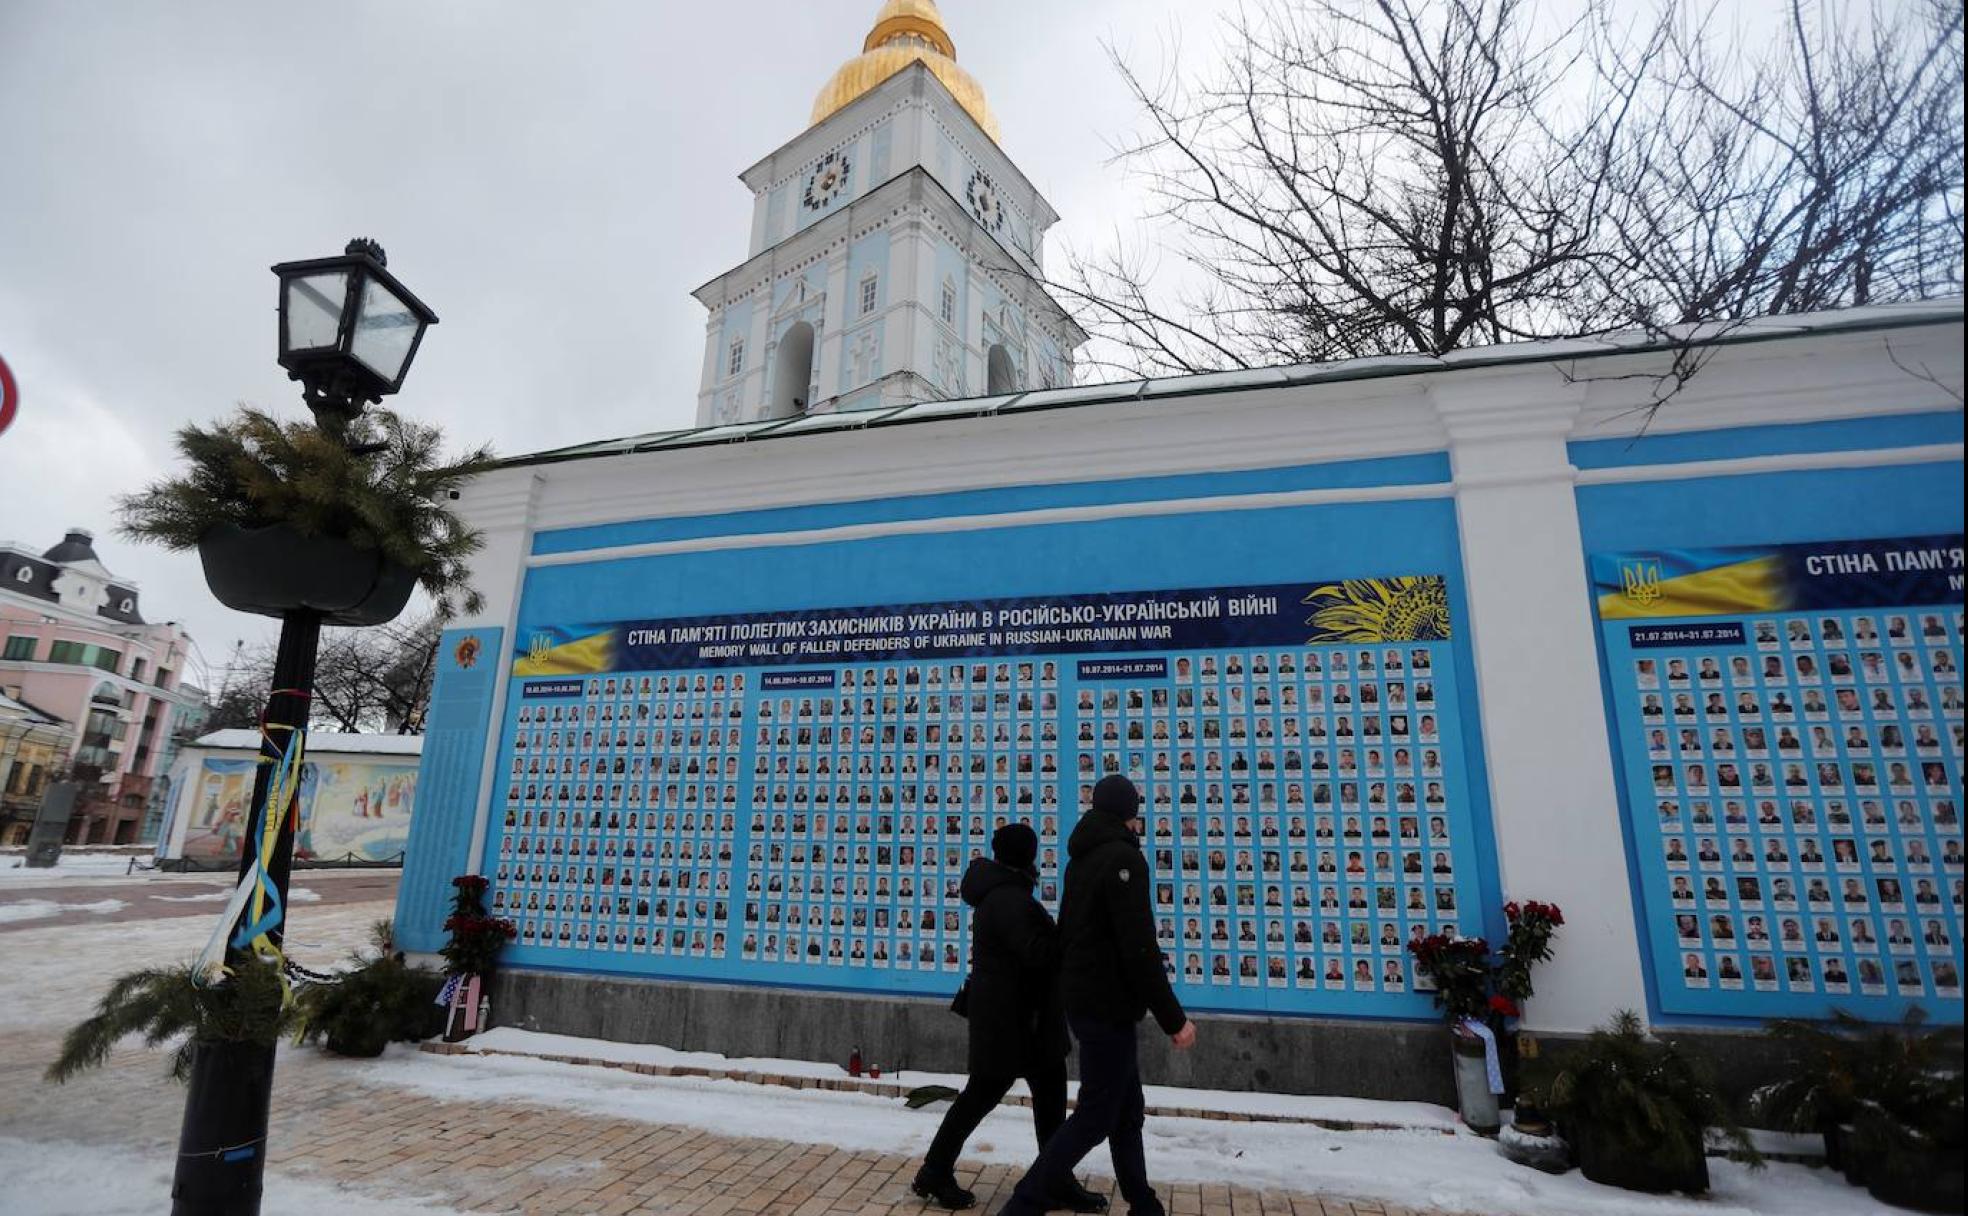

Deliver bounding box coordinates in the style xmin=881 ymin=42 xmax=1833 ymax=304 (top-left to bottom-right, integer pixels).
xmin=284 ymin=271 xmax=348 ymax=352
xmin=350 ymin=277 xmax=420 ymax=383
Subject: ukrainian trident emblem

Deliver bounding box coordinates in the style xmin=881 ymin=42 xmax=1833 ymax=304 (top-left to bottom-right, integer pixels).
xmin=527 ymin=633 xmax=554 ymax=663
xmin=1620 ymin=559 xmax=1664 ymax=606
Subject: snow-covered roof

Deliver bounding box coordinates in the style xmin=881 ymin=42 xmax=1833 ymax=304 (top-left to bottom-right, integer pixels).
xmin=498 ymin=296 xmax=1964 ymax=468
xmin=192 ymin=729 xmax=423 ymax=757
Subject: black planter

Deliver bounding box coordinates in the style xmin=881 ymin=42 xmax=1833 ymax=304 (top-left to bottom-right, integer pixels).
xmin=1866 ymin=1146 xmax=1967 ymax=1213
xmin=324 ymin=1023 xmax=390 ymax=1058
xmin=172 ymin=1039 xmax=277 ymax=1216
xmin=1819 ymin=1119 xmax=1844 ymax=1173
xmin=198 ymin=522 xmax=416 ymax=626
xmin=1838 ymin=1123 xmax=1869 ymax=1188
xmin=1571 ymin=1120 xmax=1710 ymax=1194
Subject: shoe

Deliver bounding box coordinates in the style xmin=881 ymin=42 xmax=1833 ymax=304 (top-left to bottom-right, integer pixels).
xmin=912 ymin=1168 xmax=977 ymax=1210
xmin=1053 ymin=1176 xmax=1109 ymax=1213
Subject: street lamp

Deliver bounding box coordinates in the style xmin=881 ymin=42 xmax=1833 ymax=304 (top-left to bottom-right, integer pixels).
xmin=271 ymin=238 xmax=438 ymax=434
xmin=173 ymin=238 xmax=435 ymax=1216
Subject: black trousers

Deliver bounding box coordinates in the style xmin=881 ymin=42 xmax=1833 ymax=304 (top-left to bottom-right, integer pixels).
xmin=922 ymin=1058 xmax=1068 ymax=1177
xmin=1003 ymin=1016 xmax=1156 ymax=1216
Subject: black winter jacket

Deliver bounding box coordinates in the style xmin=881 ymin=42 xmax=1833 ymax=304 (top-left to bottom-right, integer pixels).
xmin=1057 ymin=812 xmax=1187 ymax=1034
xmin=959 ymin=857 xmax=1069 ymax=1076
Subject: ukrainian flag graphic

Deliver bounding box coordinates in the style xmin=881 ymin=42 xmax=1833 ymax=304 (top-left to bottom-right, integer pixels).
xmin=512 ymin=626 xmax=618 ymax=675
xmin=1594 ymin=550 xmax=1789 ymax=620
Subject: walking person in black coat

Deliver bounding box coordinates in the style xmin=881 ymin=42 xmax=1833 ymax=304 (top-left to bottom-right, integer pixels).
xmin=914 ymin=824 xmax=1109 ymax=1213
xmin=996 ymin=776 xmax=1195 ymax=1216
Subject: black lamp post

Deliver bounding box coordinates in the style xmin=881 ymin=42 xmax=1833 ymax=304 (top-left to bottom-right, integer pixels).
xmin=171 ymin=239 xmax=436 ymax=1216
xmin=273 ymin=237 xmax=439 ymax=435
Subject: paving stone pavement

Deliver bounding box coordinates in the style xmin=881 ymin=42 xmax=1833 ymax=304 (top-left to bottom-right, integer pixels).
xmin=0 ymin=1027 xmax=1454 ymax=1216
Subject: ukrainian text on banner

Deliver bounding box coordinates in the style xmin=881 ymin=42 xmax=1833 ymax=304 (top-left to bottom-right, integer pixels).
xmin=1593 ymin=534 xmax=1964 ymax=1020
xmin=511 ymin=577 xmax=1453 ymax=677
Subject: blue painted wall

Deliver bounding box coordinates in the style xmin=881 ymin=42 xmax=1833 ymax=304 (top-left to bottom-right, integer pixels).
xmin=394 ymin=627 xmax=504 ymax=953
xmin=1578 ymin=455 xmax=1965 ymax=1026
xmin=423 ymin=471 xmax=1505 ymax=1022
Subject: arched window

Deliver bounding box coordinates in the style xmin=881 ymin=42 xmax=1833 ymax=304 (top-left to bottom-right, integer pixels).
xmin=859 ymin=274 xmax=879 ymax=317
xmin=769 ymin=322 xmax=816 ymax=419
xmin=726 ymin=337 xmax=745 ymax=378
xmin=986 ymin=344 xmax=1016 ymax=395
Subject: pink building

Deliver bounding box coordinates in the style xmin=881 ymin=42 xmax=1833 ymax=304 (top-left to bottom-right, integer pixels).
xmin=0 ymin=528 xmax=207 ymax=843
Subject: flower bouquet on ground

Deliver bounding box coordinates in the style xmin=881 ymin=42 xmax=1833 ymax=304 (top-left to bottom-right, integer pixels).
xmin=1406 ymin=899 xmax=1565 ymax=1137
xmin=439 ymin=874 xmax=515 ymax=1040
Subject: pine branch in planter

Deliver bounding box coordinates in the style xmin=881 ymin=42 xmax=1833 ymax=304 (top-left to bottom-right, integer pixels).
xmin=46 ymin=958 xmax=295 ymax=1084
xmin=1536 ymin=1010 xmax=1761 ymax=1190
xmin=115 ymin=405 xmax=494 ymax=618
xmin=295 ymin=955 xmax=444 ymax=1057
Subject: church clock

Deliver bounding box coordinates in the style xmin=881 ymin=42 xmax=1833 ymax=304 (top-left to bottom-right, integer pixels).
xmin=965 ymin=169 xmax=1005 ymax=233
xmin=802 ymin=151 xmax=852 ymax=211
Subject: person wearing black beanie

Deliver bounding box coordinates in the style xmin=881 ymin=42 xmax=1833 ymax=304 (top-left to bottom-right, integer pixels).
xmin=997 ymin=774 xmax=1194 ymax=1216
xmin=913 ymin=822 xmax=1107 ymax=1213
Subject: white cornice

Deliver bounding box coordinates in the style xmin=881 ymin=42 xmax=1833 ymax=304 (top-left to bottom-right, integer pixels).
xmin=519 ymin=442 xmax=1964 ymax=578
xmin=524 ymin=384 xmax=1446 ymax=535
xmin=516 ymin=315 xmax=1960 ymax=543
xmin=1567 ymin=323 xmax=1962 ymax=441
xmin=531 ymin=480 xmax=1456 ymax=567
xmin=1574 ymin=442 xmax=1963 ymax=485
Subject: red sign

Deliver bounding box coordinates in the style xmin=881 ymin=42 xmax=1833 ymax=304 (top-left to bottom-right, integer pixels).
xmin=0 ymin=354 xmax=16 ymax=438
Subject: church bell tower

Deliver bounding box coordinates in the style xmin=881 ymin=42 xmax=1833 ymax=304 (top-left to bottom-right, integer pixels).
xmin=692 ymin=0 xmax=1084 ymax=425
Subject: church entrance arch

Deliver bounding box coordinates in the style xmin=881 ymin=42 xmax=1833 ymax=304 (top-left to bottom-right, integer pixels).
xmin=769 ymin=322 xmax=815 ymax=419
xmin=986 ymin=343 xmax=1016 ymax=395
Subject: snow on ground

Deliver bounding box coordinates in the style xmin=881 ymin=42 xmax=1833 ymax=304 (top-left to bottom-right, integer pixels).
xmin=0 ymin=1136 xmax=462 ymax=1216
xmin=0 ymin=898 xmax=393 ymax=1032
xmin=358 ymin=1040 xmax=1897 ymax=1216
xmin=0 ymin=898 xmax=129 ymax=924
xmin=150 ymin=886 xmax=322 ymax=904
xmin=457 ymin=1027 xmax=1461 ymax=1131
xmin=0 ymin=853 xmax=148 ymax=883
xmin=0 ymin=900 xmax=1895 ymax=1216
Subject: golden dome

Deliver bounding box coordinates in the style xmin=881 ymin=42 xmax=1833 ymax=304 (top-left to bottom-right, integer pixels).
xmin=810 ymin=0 xmax=1000 ymax=144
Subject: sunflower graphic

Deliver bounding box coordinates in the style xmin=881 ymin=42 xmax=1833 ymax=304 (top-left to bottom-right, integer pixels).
xmin=1303 ymin=576 xmax=1451 ymax=642
xmin=453 ymin=635 xmax=482 ymax=670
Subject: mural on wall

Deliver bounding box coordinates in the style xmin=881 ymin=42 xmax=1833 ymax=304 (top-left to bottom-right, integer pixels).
xmin=487 ymin=575 xmax=1492 ymax=1018
xmin=1594 ymin=533 xmax=1965 ymax=1020
xmin=180 ymin=754 xmax=418 ymax=863
xmin=297 ymin=760 xmax=418 ymax=861
xmin=181 ymin=758 xmax=258 ymax=861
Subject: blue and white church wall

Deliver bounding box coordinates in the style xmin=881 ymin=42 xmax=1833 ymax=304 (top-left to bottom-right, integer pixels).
xmin=399 ymin=306 xmax=1963 ymax=1074
xmin=694 ymin=64 xmax=1083 ymax=427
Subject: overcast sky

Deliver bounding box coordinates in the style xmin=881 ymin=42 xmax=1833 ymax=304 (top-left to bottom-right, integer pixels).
xmin=0 ymin=0 xmax=1242 ymax=686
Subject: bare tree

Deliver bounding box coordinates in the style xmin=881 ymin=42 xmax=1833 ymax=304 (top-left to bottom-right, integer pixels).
xmin=1048 ymin=0 xmax=1964 ymax=379
xmin=1588 ymin=0 xmax=1965 ymax=327
xmin=197 ymin=676 xmax=271 ymax=735
xmin=204 ymin=613 xmax=442 ymax=736
xmin=372 ymin=614 xmax=442 ymax=735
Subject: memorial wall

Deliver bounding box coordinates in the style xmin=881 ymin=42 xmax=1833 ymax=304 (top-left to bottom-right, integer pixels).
xmin=1595 ymin=535 xmax=1964 ymax=1017
xmin=390 ymin=309 xmax=1964 ymax=1071
xmin=485 ymin=574 xmax=1487 ymax=1017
